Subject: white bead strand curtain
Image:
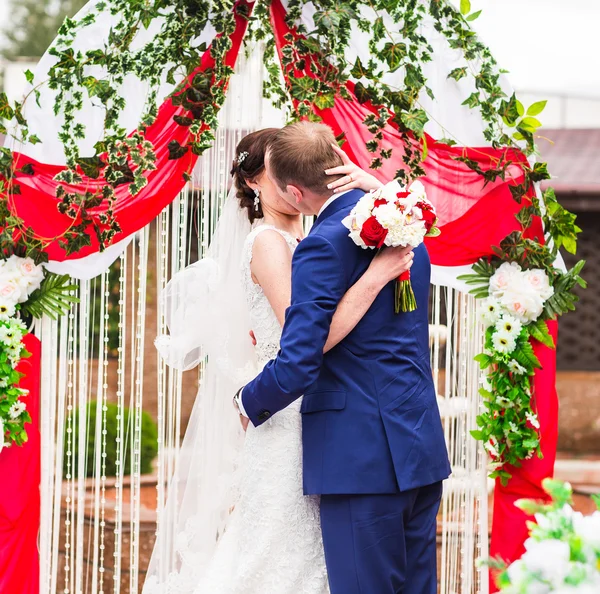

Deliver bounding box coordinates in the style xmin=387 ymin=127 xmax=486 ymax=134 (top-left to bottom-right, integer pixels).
xmin=431 ymin=286 xmax=490 ymax=594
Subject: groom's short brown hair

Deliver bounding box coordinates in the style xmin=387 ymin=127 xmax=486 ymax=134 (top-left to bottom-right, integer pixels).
xmin=268 ymin=121 xmax=343 ymax=195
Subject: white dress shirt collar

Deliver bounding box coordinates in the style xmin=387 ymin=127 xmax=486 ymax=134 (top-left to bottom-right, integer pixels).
xmin=317 ymin=189 xmax=352 ymax=218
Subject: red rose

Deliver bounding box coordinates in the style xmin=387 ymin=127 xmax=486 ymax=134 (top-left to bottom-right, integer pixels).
xmin=422 ymin=209 xmax=437 ymax=232
xmin=374 ymin=198 xmax=388 ymax=207
xmin=360 ymin=216 xmax=388 ymax=248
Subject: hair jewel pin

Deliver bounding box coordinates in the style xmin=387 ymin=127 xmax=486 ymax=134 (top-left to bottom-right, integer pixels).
xmin=237 ymin=151 xmax=249 ymax=165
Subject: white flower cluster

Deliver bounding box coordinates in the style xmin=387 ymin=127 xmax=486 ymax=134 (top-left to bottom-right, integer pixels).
xmin=502 ymin=502 xmax=600 ymax=594
xmin=479 ymin=262 xmax=554 ymax=359
xmin=0 ymin=255 xmax=44 ymax=310
xmin=484 ymin=262 xmax=554 ymax=325
xmin=0 ymin=317 xmax=27 ymax=369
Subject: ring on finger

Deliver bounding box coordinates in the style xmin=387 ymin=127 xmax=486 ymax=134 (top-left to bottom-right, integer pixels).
xmin=348 ymin=174 xmax=353 ymax=182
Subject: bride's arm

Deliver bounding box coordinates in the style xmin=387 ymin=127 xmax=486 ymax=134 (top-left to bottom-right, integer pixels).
xmin=251 ymin=231 xmax=413 ymax=350
xmin=324 ymin=245 xmax=413 ymax=352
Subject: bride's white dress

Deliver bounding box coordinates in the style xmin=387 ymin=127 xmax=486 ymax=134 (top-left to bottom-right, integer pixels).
xmin=192 ymin=225 xmax=330 ymax=593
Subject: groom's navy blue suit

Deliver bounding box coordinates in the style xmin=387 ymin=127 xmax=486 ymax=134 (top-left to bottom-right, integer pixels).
xmin=242 ymin=189 xmax=451 ymax=594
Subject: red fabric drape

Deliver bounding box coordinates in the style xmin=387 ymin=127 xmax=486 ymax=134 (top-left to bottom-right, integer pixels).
xmin=0 ymin=333 xmax=41 ymax=594
xmin=269 ymin=0 xmax=544 ymax=267
xmin=6 ymin=0 xmax=252 ymax=261
xmin=489 ymin=320 xmax=559 ymax=591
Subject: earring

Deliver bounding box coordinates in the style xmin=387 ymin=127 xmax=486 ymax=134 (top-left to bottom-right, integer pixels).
xmin=254 ymin=188 xmax=260 ymax=211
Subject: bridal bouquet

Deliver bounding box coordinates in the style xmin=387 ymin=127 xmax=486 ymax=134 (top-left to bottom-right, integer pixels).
xmin=342 ymin=179 xmax=440 ymax=313
xmin=492 ymin=479 xmax=600 ymax=594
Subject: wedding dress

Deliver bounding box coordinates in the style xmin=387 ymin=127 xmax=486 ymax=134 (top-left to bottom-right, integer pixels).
xmin=144 ymin=216 xmax=329 ymax=594
xmin=192 ymin=225 xmax=329 ymax=593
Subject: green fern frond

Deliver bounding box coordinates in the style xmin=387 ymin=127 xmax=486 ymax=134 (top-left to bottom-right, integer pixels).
xmin=21 ymin=272 xmax=79 ymax=320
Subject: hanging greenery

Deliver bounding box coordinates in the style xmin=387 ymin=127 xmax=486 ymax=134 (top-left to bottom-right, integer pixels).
xmin=0 ymin=0 xmax=584 ymax=470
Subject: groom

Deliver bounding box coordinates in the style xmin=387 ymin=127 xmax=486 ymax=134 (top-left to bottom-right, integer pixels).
xmin=235 ymin=122 xmax=451 ymax=593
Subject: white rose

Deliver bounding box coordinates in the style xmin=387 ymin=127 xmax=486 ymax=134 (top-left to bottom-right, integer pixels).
xmin=500 ymin=289 xmax=544 ymax=324
xmin=489 ymin=262 xmax=523 ymax=299
xmin=521 ymin=538 xmax=571 ymax=586
xmin=573 ymin=511 xmax=600 ymax=549
xmin=523 ymin=269 xmax=554 ymax=302
xmin=0 ymin=275 xmax=27 ymax=305
xmin=0 ymin=417 xmax=4 ymax=455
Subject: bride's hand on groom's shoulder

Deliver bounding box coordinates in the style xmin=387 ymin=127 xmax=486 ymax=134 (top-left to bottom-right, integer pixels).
xmin=366 ymin=246 xmax=414 ymax=289
xmin=325 ymin=143 xmax=384 ymax=194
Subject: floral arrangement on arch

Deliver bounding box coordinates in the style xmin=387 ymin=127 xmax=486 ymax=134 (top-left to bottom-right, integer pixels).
xmin=0 ymin=256 xmax=77 ymax=454
xmin=492 ymin=479 xmax=600 ymax=593
xmin=460 ymin=246 xmax=585 ymax=483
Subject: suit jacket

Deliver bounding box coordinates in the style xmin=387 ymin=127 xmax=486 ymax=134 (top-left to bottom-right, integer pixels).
xmin=242 ymin=189 xmax=451 ymax=494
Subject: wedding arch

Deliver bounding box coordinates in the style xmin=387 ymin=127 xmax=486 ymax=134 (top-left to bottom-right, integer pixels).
xmin=0 ymin=0 xmax=584 ymax=592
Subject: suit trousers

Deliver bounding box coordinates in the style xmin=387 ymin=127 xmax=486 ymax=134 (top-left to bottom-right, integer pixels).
xmin=320 ymin=481 xmax=443 ymax=594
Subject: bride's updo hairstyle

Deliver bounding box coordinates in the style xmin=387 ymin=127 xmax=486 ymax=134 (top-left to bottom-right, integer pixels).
xmin=231 ymin=128 xmax=279 ymax=224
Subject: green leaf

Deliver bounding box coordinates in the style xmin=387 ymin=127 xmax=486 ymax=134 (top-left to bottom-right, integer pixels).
xmin=82 ymin=77 xmax=112 ymax=101
xmin=354 ymin=82 xmax=371 ymax=104
xmin=519 ymin=117 xmax=542 ymax=132
xmin=448 ymin=67 xmax=467 ymax=82
xmin=24 ymin=69 xmax=34 ymax=84
xmin=0 ymin=92 xmax=14 ymax=120
xmin=381 ymin=42 xmax=407 ymax=73
xmin=21 ymin=273 xmax=79 ymax=320
xmin=350 ymin=57 xmax=371 ymax=79
xmin=512 ymin=340 xmax=542 ymax=371
xmin=466 ymin=9 xmax=482 ymax=21
xmin=460 ymin=0 xmax=471 ymax=15
xmin=314 ymin=92 xmax=335 ymax=110
xmin=167 ymin=140 xmax=189 ymax=160
xmin=76 ymin=155 xmax=105 ymax=179
xmin=400 ymin=109 xmax=428 ymax=137
xmin=421 ymin=135 xmax=428 ymax=162
xmin=527 ymin=100 xmax=547 ymax=116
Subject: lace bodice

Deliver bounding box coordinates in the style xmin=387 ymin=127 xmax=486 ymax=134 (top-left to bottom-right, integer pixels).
xmin=241 ymin=225 xmax=299 ymax=365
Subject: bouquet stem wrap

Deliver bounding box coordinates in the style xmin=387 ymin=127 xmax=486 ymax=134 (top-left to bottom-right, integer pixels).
xmin=395 ymin=270 xmax=416 ymax=313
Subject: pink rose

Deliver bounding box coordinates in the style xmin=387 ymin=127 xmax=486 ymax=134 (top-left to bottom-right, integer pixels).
xmin=500 ymin=289 xmax=544 ymax=324
xmin=0 ymin=277 xmax=27 ymax=305
xmin=489 ymin=262 xmax=522 ymax=299
xmin=523 ymin=269 xmax=554 ymax=301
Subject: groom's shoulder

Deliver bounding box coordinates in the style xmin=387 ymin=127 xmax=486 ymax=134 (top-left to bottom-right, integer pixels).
xmin=313 ymin=204 xmax=358 ymax=250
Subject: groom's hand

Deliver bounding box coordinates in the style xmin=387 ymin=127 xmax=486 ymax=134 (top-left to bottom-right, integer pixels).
xmin=240 ymin=415 xmax=249 ymax=432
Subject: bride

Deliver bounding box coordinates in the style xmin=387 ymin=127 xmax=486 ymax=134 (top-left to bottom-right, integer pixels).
xmin=144 ymin=127 xmax=414 ymax=593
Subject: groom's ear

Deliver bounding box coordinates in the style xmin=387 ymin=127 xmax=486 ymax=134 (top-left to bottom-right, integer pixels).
xmin=287 ymin=184 xmax=303 ymax=204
